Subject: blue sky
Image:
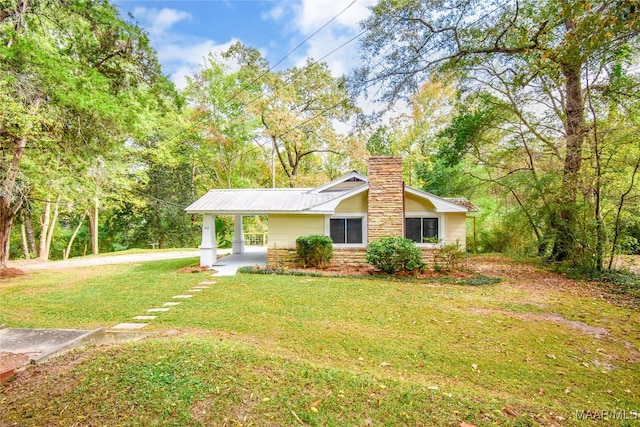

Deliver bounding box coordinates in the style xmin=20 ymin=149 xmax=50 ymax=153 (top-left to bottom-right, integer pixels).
xmin=114 ymin=0 xmax=376 ymax=89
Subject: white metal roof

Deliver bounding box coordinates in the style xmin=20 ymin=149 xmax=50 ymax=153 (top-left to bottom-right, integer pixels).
xmin=185 ymin=172 xmax=470 ymax=215
xmin=184 ymin=188 xmax=356 ymax=214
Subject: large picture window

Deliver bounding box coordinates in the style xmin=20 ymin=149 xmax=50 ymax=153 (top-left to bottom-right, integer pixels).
xmin=405 ymin=217 xmax=439 ymax=243
xmin=330 ymin=218 xmax=363 ymax=244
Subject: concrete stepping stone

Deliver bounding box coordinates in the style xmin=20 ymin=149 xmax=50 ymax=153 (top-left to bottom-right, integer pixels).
xmin=163 ymin=302 xmax=181 ymax=306
xmin=188 ymin=289 xmax=202 ymax=292
xmin=112 ymin=323 xmax=147 ymax=330
xmin=147 ymin=308 xmax=170 ymax=312
xmin=173 ymin=294 xmax=193 ymax=299
xmin=193 ymin=286 xmax=210 ymax=289
xmin=200 ymin=282 xmax=216 ymax=285
xmin=133 ymin=315 xmax=157 ymax=320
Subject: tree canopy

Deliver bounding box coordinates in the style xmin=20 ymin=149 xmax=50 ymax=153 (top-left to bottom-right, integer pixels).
xmin=354 ymin=0 xmax=640 ymax=267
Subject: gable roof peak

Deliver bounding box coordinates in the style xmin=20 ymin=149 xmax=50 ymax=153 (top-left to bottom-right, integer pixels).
xmin=307 ymin=171 xmax=368 ymax=194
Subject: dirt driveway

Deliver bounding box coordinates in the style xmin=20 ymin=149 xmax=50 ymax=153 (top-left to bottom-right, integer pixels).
xmin=5 ymin=250 xmax=201 ymax=271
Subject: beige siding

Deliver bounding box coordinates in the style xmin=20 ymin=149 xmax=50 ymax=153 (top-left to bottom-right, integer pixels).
xmin=335 ymin=191 xmax=368 ymax=213
xmin=405 ymin=193 xmax=436 ymax=213
xmin=444 ymin=213 xmax=467 ymax=249
xmin=268 ymin=214 xmax=325 ymax=248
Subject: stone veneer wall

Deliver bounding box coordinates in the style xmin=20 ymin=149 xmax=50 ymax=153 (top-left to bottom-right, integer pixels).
xmin=367 ymin=156 xmax=405 ymax=242
xmin=267 ymin=247 xmax=438 ymax=269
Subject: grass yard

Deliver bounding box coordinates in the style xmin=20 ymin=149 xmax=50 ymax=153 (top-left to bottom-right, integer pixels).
xmin=1 ymin=255 xmax=639 ymax=426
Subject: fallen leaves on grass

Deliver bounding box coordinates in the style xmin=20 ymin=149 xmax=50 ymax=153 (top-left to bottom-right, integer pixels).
xmin=0 ymin=268 xmax=25 ymax=279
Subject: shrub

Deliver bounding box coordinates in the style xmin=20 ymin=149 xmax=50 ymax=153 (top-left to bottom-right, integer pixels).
xmin=295 ymin=235 xmax=334 ymax=268
xmin=433 ymin=242 xmax=466 ymax=272
xmin=365 ymin=237 xmax=425 ymax=274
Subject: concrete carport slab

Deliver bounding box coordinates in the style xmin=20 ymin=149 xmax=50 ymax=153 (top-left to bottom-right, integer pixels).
xmin=0 ymin=327 xmax=103 ymax=363
xmin=211 ymin=246 xmax=267 ymax=276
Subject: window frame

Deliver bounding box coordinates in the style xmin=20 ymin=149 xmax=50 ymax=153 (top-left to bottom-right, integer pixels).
xmin=404 ymin=213 xmax=444 ymax=247
xmin=326 ymin=213 xmax=367 ymax=248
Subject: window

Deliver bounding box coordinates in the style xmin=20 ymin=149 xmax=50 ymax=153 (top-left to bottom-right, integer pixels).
xmin=330 ymin=218 xmax=363 ymax=244
xmin=405 ymin=217 xmax=439 ymax=243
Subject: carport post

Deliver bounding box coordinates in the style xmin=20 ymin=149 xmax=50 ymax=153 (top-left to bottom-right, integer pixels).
xmin=199 ymin=214 xmax=217 ymax=267
xmin=232 ymin=215 xmax=245 ymax=254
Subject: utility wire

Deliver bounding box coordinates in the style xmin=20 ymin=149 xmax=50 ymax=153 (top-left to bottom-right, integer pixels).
xmin=158 ymin=0 xmax=362 ymax=154
xmin=227 ymin=0 xmax=358 ymax=103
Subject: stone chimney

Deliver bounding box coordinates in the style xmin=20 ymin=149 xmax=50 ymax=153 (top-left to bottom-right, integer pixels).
xmin=367 ymin=156 xmax=404 ymax=242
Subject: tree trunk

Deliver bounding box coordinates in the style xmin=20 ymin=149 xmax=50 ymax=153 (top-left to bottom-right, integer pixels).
xmin=64 ymin=212 xmax=87 ymax=260
xmin=0 ymin=136 xmax=27 ymax=267
xmin=89 ymin=198 xmax=99 ymax=255
xmin=38 ymin=200 xmax=51 ymax=261
xmin=20 ymin=223 xmax=30 ymax=259
xmin=0 ymin=200 xmax=18 ymax=266
xmin=552 ymin=64 xmax=585 ymax=262
xmin=44 ymin=195 xmax=59 ymax=260
xmin=25 ymin=215 xmax=36 ymax=256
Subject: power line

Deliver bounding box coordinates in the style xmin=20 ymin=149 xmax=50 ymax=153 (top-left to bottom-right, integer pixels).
xmin=158 ymin=0 xmax=363 ymax=157
xmin=227 ymin=0 xmax=357 ymax=103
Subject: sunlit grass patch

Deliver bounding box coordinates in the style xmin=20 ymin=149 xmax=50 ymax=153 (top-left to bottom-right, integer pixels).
xmin=0 ymin=258 xmax=205 ymax=329
xmin=1 ymin=256 xmax=638 ymax=426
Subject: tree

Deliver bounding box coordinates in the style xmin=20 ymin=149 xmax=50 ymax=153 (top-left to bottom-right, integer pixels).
xmin=355 ymin=0 xmax=640 ymax=264
xmin=0 ymin=0 xmax=166 ymax=266
xmin=227 ymin=43 xmax=362 ymax=187
xmin=183 ymin=54 xmax=264 ymax=190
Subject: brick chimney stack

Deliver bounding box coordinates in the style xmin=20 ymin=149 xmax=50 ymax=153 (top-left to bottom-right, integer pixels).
xmin=367 ymin=156 xmax=405 ymax=242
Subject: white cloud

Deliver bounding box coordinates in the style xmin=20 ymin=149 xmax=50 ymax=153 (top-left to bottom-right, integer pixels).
xmin=292 ymin=0 xmax=374 ymax=35
xmin=281 ymin=0 xmax=376 ymax=78
xmin=132 ymin=7 xmax=191 ymax=37
xmin=128 ymin=6 xmax=240 ymax=90
xmin=158 ymin=39 xmax=239 ymax=89
xmin=261 ymin=4 xmax=285 ymax=21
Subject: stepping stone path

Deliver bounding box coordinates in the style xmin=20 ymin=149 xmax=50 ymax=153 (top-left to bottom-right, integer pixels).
xmin=109 ymin=280 xmax=216 ymax=331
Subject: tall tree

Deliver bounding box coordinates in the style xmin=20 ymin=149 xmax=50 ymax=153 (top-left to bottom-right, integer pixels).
xmin=0 ymin=0 xmax=166 ymax=266
xmin=183 ymin=54 xmax=264 ymax=190
xmin=227 ymin=43 xmax=362 ymax=187
xmin=355 ymin=0 xmax=640 ymax=263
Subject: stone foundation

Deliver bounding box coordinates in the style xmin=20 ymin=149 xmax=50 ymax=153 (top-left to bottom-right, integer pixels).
xmin=267 ymin=247 xmax=439 ymax=270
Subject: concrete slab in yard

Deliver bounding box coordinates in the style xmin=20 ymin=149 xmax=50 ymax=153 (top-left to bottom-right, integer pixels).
xmin=133 ymin=316 xmax=157 ymax=320
xmin=147 ymin=308 xmax=170 ymax=312
xmin=163 ymin=302 xmax=181 ymax=306
xmin=173 ymin=294 xmax=193 ymax=299
xmin=0 ymin=327 xmax=103 ymax=363
xmin=112 ymin=323 xmax=147 ymax=330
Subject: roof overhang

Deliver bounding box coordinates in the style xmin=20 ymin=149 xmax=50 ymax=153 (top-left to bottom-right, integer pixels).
xmin=404 ymin=186 xmax=469 ymax=213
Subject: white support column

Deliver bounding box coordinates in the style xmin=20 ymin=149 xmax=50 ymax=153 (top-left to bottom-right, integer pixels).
xmin=199 ymin=214 xmax=217 ymax=267
xmin=232 ymin=214 xmax=245 ymax=254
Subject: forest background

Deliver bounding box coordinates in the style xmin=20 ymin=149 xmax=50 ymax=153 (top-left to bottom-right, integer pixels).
xmin=1 ymin=0 xmax=639 ymax=274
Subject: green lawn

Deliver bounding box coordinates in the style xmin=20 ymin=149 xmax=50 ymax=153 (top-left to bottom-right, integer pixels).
xmin=1 ymin=256 xmax=639 ymax=426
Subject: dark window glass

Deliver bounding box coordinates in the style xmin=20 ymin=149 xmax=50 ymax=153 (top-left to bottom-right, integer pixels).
xmin=346 ymin=218 xmax=362 ymax=243
xmin=330 ymin=218 xmax=346 ymax=244
xmin=330 ymin=218 xmax=363 ymax=244
xmin=405 ymin=217 xmax=439 ymax=242
xmin=405 ymin=218 xmax=421 ymax=243
xmin=423 ymin=218 xmax=439 ymax=239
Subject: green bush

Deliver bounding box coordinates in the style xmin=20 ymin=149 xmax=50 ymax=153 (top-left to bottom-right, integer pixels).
xmin=295 ymin=235 xmax=334 ymax=268
xmin=365 ymin=237 xmax=425 ymax=274
xmin=433 ymin=242 xmax=466 ymax=272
